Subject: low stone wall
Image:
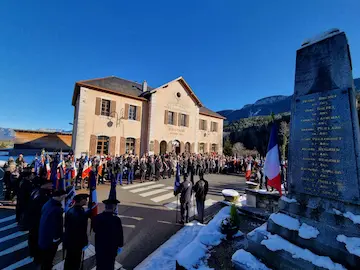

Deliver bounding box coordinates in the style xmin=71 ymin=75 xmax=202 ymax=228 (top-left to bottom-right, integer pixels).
xmin=245 ymin=189 xmax=280 ymax=213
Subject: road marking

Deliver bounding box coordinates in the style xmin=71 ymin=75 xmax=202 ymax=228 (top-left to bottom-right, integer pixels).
xmin=2 ymin=256 xmax=33 ymax=270
xmin=122 ymin=224 xmax=136 ymax=228
xmin=0 ymin=222 xmax=17 ymax=232
xmin=0 ymin=240 xmax=28 ymax=256
xmin=53 ymin=244 xmax=96 ymax=269
xmin=122 ymin=182 xmax=155 ymax=190
xmin=130 ymin=184 xmax=164 ymax=193
xmin=139 ymin=188 xmax=171 ymax=197
xmin=0 ymin=215 xmax=15 ymax=224
xmin=91 ymin=261 xmax=123 ymax=270
xmin=163 ymin=200 xmax=179 ymax=210
xmin=118 ymin=215 xmax=143 ymax=221
xmin=151 ymin=192 xmax=175 ymax=203
xmin=0 ymin=231 xmax=28 ymax=243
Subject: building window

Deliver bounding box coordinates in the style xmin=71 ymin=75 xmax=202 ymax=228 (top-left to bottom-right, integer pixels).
xmin=211 ymin=122 xmax=218 ymax=132
xmin=128 ymin=105 xmax=137 ymax=120
xmin=97 ymin=136 xmax=109 ymax=155
xmin=101 ymin=99 xmax=111 ymax=116
xmin=168 ymin=111 xmax=175 ymax=125
xmin=199 ymin=143 xmax=205 ymax=154
xmin=199 ymin=119 xmax=206 ymax=130
xmin=126 ymin=138 xmax=135 ymax=154
xmin=180 ymin=114 xmax=186 ymax=127
xmin=211 ymin=144 xmax=217 ymax=152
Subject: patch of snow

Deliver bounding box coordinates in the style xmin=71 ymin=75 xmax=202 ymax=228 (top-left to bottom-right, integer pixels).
xmin=270 ymin=213 xmax=300 ymax=231
xmin=246 ymin=181 xmax=258 ymax=186
xmin=332 ymin=209 xmax=360 ymax=225
xmin=176 ymin=206 xmax=231 ymax=269
xmin=233 ymin=231 xmax=244 ymax=238
xmin=232 ymin=249 xmax=270 ymax=270
xmin=261 ymin=233 xmax=346 ymax=270
xmin=222 ymin=189 xmax=239 ymax=197
xmin=134 ymin=221 xmax=204 ymax=270
xmin=343 ymin=212 xmax=360 ymax=225
xmin=248 ymin=223 xmax=267 ymax=237
xmin=337 ymin=234 xmax=360 ymax=257
xmin=280 ymin=196 xmax=297 ymax=203
xmin=298 ymin=223 xmax=320 ymax=239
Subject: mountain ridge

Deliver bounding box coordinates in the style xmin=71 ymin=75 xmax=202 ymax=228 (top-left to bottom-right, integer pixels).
xmin=218 ymin=78 xmax=360 ymax=122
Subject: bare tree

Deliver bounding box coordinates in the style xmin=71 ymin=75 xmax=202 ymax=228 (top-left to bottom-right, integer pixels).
xmin=232 ymin=142 xmax=245 ymax=156
xmin=279 ymin=121 xmax=289 ymax=160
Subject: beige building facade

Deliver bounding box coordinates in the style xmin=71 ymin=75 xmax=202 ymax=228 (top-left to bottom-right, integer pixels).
xmin=71 ymin=76 xmax=224 ymax=158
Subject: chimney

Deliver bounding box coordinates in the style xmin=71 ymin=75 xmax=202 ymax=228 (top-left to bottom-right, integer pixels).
xmin=142 ymin=80 xmax=148 ymax=92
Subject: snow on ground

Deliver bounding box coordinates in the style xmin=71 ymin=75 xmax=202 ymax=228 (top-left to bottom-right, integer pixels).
xmin=298 ymin=223 xmax=320 ymax=240
xmin=176 ymin=206 xmax=231 ymax=269
xmin=261 ymin=233 xmax=346 ymax=270
xmin=280 ymin=196 xmax=297 ymax=203
xmin=333 ymin=208 xmax=360 ymax=225
xmin=232 ymin=249 xmax=270 ymax=270
xmin=134 ymin=221 xmax=205 ymax=270
xmin=269 ymin=213 xmax=300 ymax=231
xmin=246 ymin=181 xmax=258 ymax=186
xmin=248 ymin=223 xmax=267 ymax=237
xmin=337 ymin=235 xmax=360 ymax=257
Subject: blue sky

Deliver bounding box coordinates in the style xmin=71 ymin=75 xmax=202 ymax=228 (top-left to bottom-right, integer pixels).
xmin=0 ymin=0 xmax=359 ymax=130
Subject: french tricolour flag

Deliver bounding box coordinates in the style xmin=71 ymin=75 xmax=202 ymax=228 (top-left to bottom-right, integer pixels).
xmin=82 ymin=156 xmax=92 ymax=179
xmin=245 ymin=162 xmax=252 ymax=180
xmin=264 ymin=123 xmax=282 ymax=195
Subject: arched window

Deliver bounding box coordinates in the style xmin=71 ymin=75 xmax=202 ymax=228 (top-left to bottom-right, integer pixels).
xmin=160 ymin=140 xmax=167 ymax=155
xmin=126 ymin=138 xmax=135 ymax=154
xmin=199 ymin=143 xmax=205 ymax=154
xmin=97 ymin=136 xmax=109 ymax=155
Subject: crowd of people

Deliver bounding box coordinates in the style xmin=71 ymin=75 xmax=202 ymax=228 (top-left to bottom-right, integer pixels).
xmin=0 ymin=150 xmax=287 ymax=269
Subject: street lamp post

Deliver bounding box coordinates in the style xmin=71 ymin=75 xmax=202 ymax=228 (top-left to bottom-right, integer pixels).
xmin=107 ymin=109 xmax=125 ymax=128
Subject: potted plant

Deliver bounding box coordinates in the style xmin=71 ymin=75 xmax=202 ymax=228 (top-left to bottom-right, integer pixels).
xmin=220 ymin=204 xmax=241 ymax=239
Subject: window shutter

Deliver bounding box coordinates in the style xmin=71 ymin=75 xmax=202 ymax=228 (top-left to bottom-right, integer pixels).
xmin=95 ymin=98 xmax=101 ymax=115
xmin=164 ymin=110 xmax=168 ymax=124
xmin=110 ymin=100 xmax=116 ymax=116
xmin=199 ymin=120 xmax=201 ymax=129
xmin=186 ymin=115 xmax=189 ymax=127
xmin=173 ymin=112 xmax=178 ymax=126
xmin=109 ymin=136 xmax=116 ymax=156
xmin=125 ymin=104 xmax=129 ymax=119
xmin=135 ymin=138 xmax=140 ymax=155
xmin=136 ymin=106 xmax=141 ymax=121
xmin=89 ymin=135 xmax=97 ymax=156
xmin=178 ymin=113 xmax=181 ymax=126
xmin=204 ymin=121 xmax=207 ymax=131
xmin=120 ymin=137 xmax=126 ymax=155
xmin=215 ymin=122 xmax=218 ymax=132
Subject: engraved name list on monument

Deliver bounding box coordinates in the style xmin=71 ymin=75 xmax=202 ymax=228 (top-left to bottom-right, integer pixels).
xmin=292 ymin=88 xmax=359 ymax=203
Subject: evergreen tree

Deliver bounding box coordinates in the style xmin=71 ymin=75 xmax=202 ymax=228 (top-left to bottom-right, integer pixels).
xmin=223 ymin=137 xmax=233 ymax=156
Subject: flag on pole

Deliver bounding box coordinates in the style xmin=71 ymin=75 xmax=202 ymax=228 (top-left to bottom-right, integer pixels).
xmin=245 ymin=161 xmax=252 ymax=180
xmin=82 ymin=156 xmax=92 ymax=179
xmin=71 ymin=160 xmax=77 ymax=183
xmin=97 ymin=159 xmax=103 ymax=177
xmin=50 ymin=156 xmax=59 ymax=189
xmin=174 ymin=163 xmax=181 ymax=192
xmin=88 ymin=170 xmax=98 ymax=226
xmin=65 ymin=185 xmax=76 ymax=212
xmin=45 ymin=155 xmax=51 ymax=180
xmin=264 ymin=123 xmax=282 ymax=195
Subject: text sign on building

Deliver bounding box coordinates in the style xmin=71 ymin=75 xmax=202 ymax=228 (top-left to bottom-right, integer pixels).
xmin=290 ymin=88 xmax=359 ymax=203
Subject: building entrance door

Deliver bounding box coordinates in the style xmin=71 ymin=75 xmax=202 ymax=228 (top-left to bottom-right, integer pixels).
xmin=172 ymin=140 xmax=180 ymax=155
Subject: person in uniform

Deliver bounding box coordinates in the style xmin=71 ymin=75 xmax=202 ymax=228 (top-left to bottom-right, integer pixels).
xmin=64 ymin=194 xmax=90 ymax=270
xmin=38 ymin=189 xmax=66 ymax=270
xmin=93 ymin=198 xmax=124 ymax=270
xmin=140 ymin=156 xmax=147 ymax=183
xmin=127 ymin=156 xmax=134 ymax=184
xmin=193 ymin=172 xmax=209 ymax=223
xmin=174 ymin=174 xmax=193 ymax=224
xmin=115 ymin=157 xmax=124 ymax=186
xmin=28 ymin=182 xmax=52 ymax=266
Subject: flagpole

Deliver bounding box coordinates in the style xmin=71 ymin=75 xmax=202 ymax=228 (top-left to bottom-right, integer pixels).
xmin=176 ymin=194 xmax=179 ymax=223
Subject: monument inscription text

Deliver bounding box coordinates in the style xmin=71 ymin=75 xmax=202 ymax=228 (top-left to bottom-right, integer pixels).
xmin=291 ymin=88 xmax=359 ymax=203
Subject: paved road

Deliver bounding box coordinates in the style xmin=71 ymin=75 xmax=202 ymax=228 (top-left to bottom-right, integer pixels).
xmin=0 ymin=173 xmax=246 ymax=269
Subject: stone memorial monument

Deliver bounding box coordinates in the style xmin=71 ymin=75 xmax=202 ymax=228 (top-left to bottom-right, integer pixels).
xmin=247 ymin=29 xmax=360 ymax=269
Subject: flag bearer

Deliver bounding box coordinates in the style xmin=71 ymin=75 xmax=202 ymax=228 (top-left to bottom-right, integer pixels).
xmin=64 ymin=194 xmax=90 ymax=270
xmin=93 ymin=198 xmax=124 ymax=270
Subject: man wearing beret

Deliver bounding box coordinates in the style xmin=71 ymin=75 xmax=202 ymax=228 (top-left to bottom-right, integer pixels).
xmin=93 ymin=198 xmax=124 ymax=270
xmin=64 ymin=194 xmax=90 ymax=270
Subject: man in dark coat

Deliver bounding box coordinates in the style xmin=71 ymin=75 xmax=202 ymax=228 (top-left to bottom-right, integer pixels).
xmin=28 ymin=182 xmax=51 ymax=265
xmin=38 ymin=189 xmax=66 ymax=270
xmin=16 ymin=168 xmax=33 ymax=229
xmin=193 ymin=172 xmax=209 ymax=223
xmin=115 ymin=157 xmax=124 ymax=185
xmin=149 ymin=156 xmax=155 ymax=181
xmin=174 ymin=174 xmax=193 ymax=224
xmin=64 ymin=194 xmax=90 ymax=270
xmin=93 ymin=198 xmax=124 ymax=270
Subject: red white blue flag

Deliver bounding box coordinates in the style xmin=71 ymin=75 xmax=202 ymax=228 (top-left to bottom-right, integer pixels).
xmin=264 ymin=123 xmax=282 ymax=195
